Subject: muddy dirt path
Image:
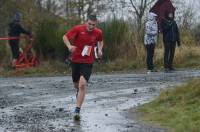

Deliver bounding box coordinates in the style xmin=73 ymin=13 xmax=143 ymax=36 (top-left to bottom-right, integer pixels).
xmin=0 ymin=70 xmax=200 ymax=132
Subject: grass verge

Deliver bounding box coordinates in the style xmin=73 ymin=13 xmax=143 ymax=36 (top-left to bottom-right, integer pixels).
xmin=0 ymin=46 xmax=200 ymax=77
xmin=0 ymin=61 xmax=70 ymax=77
xmin=138 ymin=78 xmax=200 ymax=132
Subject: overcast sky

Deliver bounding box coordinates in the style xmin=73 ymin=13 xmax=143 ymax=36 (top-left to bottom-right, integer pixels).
xmin=177 ymin=0 xmax=200 ymax=23
xmin=101 ymin=0 xmax=200 ymax=23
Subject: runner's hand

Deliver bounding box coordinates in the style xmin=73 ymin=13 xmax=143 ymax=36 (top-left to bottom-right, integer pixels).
xmin=69 ymin=46 xmax=77 ymax=53
xmin=97 ymin=50 xmax=103 ymax=58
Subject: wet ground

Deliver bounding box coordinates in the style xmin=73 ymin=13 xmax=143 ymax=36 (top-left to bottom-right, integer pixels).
xmin=0 ymin=70 xmax=200 ymax=132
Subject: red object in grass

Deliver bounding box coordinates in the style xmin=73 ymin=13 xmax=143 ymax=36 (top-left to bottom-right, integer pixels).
xmin=0 ymin=37 xmax=19 ymax=40
xmin=15 ymin=38 xmax=39 ymax=69
xmin=0 ymin=36 xmax=39 ymax=69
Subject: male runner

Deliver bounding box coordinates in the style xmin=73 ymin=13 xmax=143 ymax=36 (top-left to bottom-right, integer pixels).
xmin=63 ymin=14 xmax=104 ymax=120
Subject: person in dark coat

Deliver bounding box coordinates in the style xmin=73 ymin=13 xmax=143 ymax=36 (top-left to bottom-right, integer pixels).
xmin=8 ymin=12 xmax=32 ymax=67
xmin=161 ymin=11 xmax=180 ymax=72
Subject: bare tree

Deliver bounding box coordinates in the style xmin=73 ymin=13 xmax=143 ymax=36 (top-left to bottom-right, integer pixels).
xmin=129 ymin=0 xmax=156 ymax=31
xmin=172 ymin=0 xmax=196 ymax=29
xmin=35 ymin=0 xmax=43 ymax=12
xmin=181 ymin=6 xmax=195 ymax=29
xmin=45 ymin=0 xmax=59 ymax=13
xmin=63 ymin=0 xmax=105 ymax=21
xmin=0 ymin=0 xmax=7 ymax=35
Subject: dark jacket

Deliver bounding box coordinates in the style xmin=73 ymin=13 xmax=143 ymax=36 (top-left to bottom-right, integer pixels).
xmin=8 ymin=21 xmax=31 ymax=37
xmin=161 ymin=18 xmax=180 ymax=45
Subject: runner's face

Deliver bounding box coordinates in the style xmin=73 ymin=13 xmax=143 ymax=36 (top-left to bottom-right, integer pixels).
xmin=86 ymin=20 xmax=97 ymax=31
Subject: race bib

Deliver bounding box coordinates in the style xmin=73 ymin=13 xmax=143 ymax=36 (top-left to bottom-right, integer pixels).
xmin=81 ymin=45 xmax=92 ymax=56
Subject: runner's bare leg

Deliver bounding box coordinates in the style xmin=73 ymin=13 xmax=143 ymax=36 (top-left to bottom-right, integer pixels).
xmin=76 ymin=76 xmax=87 ymax=108
xmin=74 ymin=82 xmax=79 ymax=98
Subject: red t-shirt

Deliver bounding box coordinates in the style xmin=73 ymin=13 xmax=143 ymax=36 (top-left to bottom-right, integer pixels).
xmin=65 ymin=24 xmax=103 ymax=64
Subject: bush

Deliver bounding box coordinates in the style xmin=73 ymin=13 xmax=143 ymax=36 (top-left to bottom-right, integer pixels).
xmin=180 ymin=28 xmax=197 ymax=46
xmin=192 ymin=23 xmax=200 ymax=44
xmin=34 ymin=18 xmax=65 ymax=60
xmin=0 ymin=41 xmax=11 ymax=65
xmin=99 ymin=18 xmax=136 ymax=61
xmin=34 ymin=17 xmax=82 ymax=61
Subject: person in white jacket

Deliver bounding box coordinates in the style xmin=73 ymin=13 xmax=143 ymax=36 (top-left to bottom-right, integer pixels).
xmin=144 ymin=12 xmax=158 ymax=73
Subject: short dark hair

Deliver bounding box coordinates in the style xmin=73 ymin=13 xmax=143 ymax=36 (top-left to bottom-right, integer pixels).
xmin=88 ymin=14 xmax=97 ymax=21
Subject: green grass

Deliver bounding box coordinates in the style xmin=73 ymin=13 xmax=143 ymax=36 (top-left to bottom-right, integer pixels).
xmin=138 ymin=79 xmax=200 ymax=132
xmin=0 ymin=59 xmax=143 ymax=77
xmin=1 ymin=45 xmax=200 ymax=77
xmin=0 ymin=61 xmax=71 ymax=77
xmin=93 ymin=59 xmax=143 ymax=73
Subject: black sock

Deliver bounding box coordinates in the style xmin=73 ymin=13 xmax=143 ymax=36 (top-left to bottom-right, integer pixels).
xmin=75 ymin=107 xmax=80 ymax=113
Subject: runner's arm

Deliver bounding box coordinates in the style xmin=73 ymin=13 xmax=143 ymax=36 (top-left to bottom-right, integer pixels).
xmin=97 ymin=41 xmax=103 ymax=58
xmin=63 ymin=35 xmax=76 ymax=53
xmin=63 ymin=35 xmax=72 ymax=49
xmin=98 ymin=41 xmax=103 ymax=51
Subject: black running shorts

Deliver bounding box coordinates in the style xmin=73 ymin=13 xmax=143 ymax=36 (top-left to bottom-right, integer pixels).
xmin=71 ymin=62 xmax=93 ymax=82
